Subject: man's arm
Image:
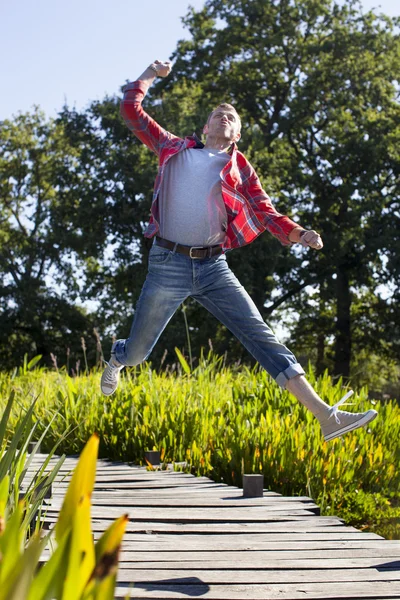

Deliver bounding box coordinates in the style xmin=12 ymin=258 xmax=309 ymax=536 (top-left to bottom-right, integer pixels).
xmin=247 ymin=173 xmax=323 ymax=250
xmin=136 ymin=60 xmax=171 ymax=93
xmin=120 ymin=60 xmax=182 ymax=156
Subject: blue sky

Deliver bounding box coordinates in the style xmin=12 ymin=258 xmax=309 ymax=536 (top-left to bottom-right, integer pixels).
xmin=1 ymin=0 xmax=398 ymax=121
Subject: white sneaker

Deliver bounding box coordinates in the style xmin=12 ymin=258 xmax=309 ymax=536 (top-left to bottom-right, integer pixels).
xmin=320 ymin=391 xmax=378 ymax=441
xmin=101 ymin=348 xmax=124 ymax=396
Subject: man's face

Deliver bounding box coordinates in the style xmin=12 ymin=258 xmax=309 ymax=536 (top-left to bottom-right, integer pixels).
xmin=203 ymin=107 xmax=241 ymax=143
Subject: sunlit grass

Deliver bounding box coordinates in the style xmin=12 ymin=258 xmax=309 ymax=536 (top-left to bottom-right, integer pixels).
xmin=1 ymin=351 xmax=399 ymax=539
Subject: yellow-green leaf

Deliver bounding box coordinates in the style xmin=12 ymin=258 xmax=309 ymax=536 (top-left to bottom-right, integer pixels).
xmin=62 ymin=495 xmax=95 ymax=600
xmin=0 ymin=534 xmax=45 ymax=600
xmin=0 ymin=501 xmax=25 ymax=584
xmin=79 ymin=514 xmax=128 ymax=600
xmin=0 ymin=474 xmax=10 ymax=530
xmin=27 ymin=529 xmax=71 ymax=600
xmin=94 ymin=514 xmax=128 ymax=565
xmin=174 ymin=347 xmax=191 ymax=375
xmin=81 ymin=575 xmax=116 ymax=600
xmin=55 ymin=433 xmax=99 ymax=543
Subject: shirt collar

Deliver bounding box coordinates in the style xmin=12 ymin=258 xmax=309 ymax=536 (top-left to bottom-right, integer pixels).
xmin=186 ymin=133 xmax=204 ymax=148
xmin=189 ymin=133 xmax=238 ymax=155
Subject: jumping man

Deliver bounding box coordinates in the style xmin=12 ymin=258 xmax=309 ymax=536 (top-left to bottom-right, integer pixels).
xmin=101 ymin=60 xmax=377 ymax=442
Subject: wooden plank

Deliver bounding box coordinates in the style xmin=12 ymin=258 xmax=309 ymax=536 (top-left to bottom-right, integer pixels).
xmin=116 ymin=539 xmax=399 ymax=551
xmin=40 ymin=517 xmax=349 ymax=531
xmin=112 ymin=581 xmax=400 ymax=599
xmin=51 ymin=479 xmax=224 ymax=487
xmin=77 ymin=497 xmax=320 ymax=508
xmin=26 ymin=466 xmax=188 ymax=472
xmin=49 ymin=499 xmax=320 ymax=512
xmin=26 ymin=465 xmax=212 ymax=478
xmin=28 ymin=467 xmax=196 ymax=476
xmin=40 ymin=507 xmax=321 ymax=521
xmin=115 ymin=558 xmax=400 ymax=570
xmin=58 ymin=485 xmax=284 ymax=494
xmin=115 ymin=549 xmax=400 ymax=561
xmin=86 ymin=492 xmax=310 ymax=501
xmin=117 ymin=518 xmax=346 ymax=530
xmin=54 ymin=489 xmax=315 ymax=499
xmin=102 ymin=488 xmax=278 ymax=494
xmin=117 ymin=531 xmax=383 ymax=541
xmin=68 ymin=490 xmax=314 ymax=501
xmin=52 ymin=488 xmax=269 ymax=499
xmin=52 ymin=485 xmax=240 ymax=494
xmin=54 ymin=474 xmax=215 ymax=483
xmin=40 ymin=484 xmax=255 ymax=496
xmin=102 ymin=567 xmax=400 ymax=583
xmin=46 ymin=471 xmax=206 ymax=478
xmin=40 ymin=540 xmax=394 ymax=565
xmin=51 ymin=482 xmax=229 ymax=490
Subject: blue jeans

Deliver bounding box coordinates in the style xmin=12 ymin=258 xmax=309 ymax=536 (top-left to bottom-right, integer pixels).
xmin=113 ymin=243 xmax=304 ymax=388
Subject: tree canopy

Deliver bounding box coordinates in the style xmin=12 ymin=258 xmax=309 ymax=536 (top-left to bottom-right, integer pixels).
xmin=1 ymin=0 xmax=399 ymax=392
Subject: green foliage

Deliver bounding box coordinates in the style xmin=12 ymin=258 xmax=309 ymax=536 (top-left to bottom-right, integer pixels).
xmin=1 ymin=353 xmax=399 ymax=539
xmin=0 ymin=388 xmax=64 ymax=597
xmin=327 ymin=489 xmax=400 ymax=539
xmin=0 ymin=110 xmax=98 ymax=369
xmin=0 ymin=389 xmax=65 ymax=534
xmin=1 ymin=0 xmax=399 ymax=379
xmin=0 ymin=434 xmax=128 ymax=599
xmin=163 ymin=0 xmax=400 ymax=377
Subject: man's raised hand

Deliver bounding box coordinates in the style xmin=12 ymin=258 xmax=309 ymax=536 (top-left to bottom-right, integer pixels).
xmin=151 ymin=60 xmax=172 ymax=78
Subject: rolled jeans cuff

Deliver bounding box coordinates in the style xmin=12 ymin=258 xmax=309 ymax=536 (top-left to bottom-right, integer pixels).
xmin=112 ymin=339 xmax=128 ymax=366
xmin=275 ymin=363 xmax=305 ymax=389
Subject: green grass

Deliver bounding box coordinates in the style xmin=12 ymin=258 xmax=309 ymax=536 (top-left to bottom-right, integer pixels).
xmin=1 ymin=352 xmax=399 ymax=539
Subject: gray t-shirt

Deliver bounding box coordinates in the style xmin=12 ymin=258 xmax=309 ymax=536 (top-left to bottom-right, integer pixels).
xmin=158 ymin=147 xmax=230 ymax=246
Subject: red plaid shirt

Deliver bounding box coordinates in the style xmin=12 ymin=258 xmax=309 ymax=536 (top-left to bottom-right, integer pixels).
xmin=120 ymin=80 xmax=299 ymax=249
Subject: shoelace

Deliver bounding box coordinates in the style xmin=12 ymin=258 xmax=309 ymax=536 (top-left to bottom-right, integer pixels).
xmin=330 ymin=390 xmax=355 ymax=424
xmin=103 ymin=359 xmax=121 ymax=382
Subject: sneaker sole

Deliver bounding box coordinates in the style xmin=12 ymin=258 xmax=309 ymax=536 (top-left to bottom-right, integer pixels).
xmin=324 ymin=409 xmax=378 ymax=442
xmin=100 ymin=385 xmax=117 ymax=396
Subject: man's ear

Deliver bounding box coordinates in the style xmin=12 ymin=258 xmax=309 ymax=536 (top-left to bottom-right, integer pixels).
xmin=203 ymin=124 xmax=209 ymax=135
xmin=234 ymin=132 xmax=241 ymax=142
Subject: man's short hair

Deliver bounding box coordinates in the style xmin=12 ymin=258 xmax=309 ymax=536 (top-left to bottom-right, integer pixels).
xmin=207 ymin=103 xmax=241 ymax=131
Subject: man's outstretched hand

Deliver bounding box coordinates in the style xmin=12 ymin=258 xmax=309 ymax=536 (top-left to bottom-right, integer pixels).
xmin=288 ymin=227 xmax=323 ymax=250
xmin=300 ymin=230 xmax=323 ymax=250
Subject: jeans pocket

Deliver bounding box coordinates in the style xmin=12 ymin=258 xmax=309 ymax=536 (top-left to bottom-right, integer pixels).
xmin=149 ymin=245 xmax=172 ymax=265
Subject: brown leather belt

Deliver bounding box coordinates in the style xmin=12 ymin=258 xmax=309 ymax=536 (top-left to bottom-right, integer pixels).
xmin=155 ymin=236 xmax=223 ymax=259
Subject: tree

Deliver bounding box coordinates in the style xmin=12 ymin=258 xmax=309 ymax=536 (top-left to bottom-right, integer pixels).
xmin=0 ymin=110 xmax=97 ymax=368
xmin=155 ymin=0 xmax=400 ymax=378
xmin=2 ymin=0 xmax=399 ymax=383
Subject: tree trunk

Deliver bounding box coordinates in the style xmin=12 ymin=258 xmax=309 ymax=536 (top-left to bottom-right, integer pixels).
xmin=316 ymin=332 xmax=326 ymax=376
xmin=316 ymin=285 xmax=327 ymax=376
xmin=334 ymin=267 xmax=351 ymax=379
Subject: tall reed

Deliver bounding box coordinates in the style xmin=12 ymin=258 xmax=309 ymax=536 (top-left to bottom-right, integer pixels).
xmin=1 ymin=351 xmax=399 ymax=538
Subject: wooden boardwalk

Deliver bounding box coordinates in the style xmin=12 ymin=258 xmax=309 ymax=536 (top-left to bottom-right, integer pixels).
xmin=32 ymin=455 xmax=400 ymax=599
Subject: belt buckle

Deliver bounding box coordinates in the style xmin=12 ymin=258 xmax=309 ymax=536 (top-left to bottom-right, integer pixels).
xmin=189 ymin=246 xmax=205 ymax=259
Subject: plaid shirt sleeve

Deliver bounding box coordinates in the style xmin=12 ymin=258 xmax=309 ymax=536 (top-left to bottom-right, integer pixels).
xmin=120 ymin=80 xmax=182 ymax=157
xmin=223 ymin=153 xmax=300 ymax=248
xmin=244 ymin=171 xmax=299 ymax=246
